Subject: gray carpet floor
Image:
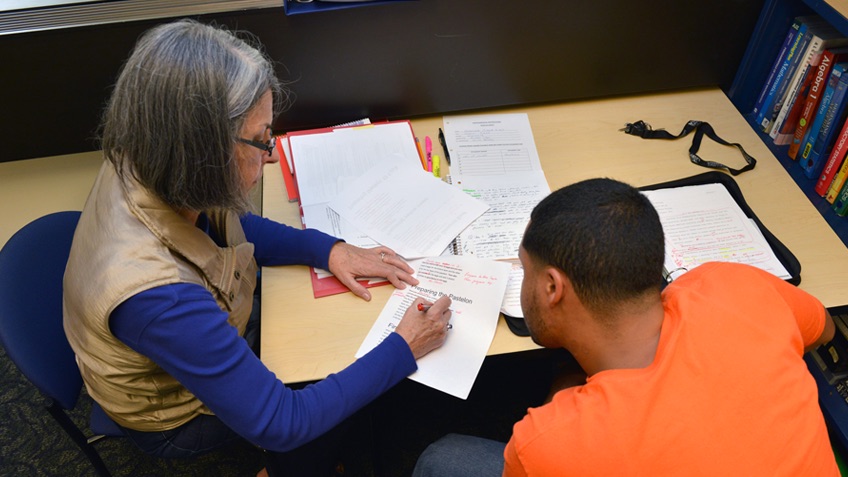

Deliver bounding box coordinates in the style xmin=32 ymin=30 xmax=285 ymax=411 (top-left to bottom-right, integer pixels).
xmin=0 ymin=342 xmax=562 ymax=477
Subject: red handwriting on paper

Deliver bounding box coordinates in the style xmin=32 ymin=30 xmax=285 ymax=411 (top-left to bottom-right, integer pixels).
xmin=463 ymin=272 xmax=500 ymax=286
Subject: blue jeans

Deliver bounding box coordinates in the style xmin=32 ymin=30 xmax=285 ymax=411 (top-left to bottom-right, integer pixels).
xmin=121 ymin=412 xmax=352 ymax=476
xmin=120 ymin=413 xmax=243 ymax=459
xmin=412 ymin=433 xmax=506 ymax=477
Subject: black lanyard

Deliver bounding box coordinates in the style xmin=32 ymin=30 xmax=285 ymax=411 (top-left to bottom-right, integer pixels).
xmin=621 ymin=120 xmax=756 ymax=176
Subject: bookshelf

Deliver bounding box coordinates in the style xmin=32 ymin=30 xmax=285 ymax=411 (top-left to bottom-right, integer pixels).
xmin=728 ymin=0 xmax=848 ymax=248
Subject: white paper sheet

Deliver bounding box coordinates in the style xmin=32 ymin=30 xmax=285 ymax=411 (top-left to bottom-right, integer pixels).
xmin=500 ymin=262 xmax=524 ymax=318
xmin=642 ymin=183 xmax=791 ymax=280
xmin=302 ymin=202 xmax=380 ymax=279
xmin=355 ymin=256 xmax=511 ymax=399
xmin=442 ymin=113 xmax=543 ymax=176
xmin=449 ymin=171 xmax=550 ymax=260
xmin=327 ymin=162 xmax=490 ymax=259
xmin=283 ymin=118 xmax=371 ymax=178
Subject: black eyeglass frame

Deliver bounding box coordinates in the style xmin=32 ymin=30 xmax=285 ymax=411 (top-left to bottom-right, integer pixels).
xmin=237 ymin=137 xmax=276 ymax=156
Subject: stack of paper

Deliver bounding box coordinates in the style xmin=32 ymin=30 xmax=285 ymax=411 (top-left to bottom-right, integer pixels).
xmin=442 ymin=113 xmax=552 ymax=319
xmin=327 ymin=162 xmax=490 ymax=259
xmin=286 ymin=120 xmax=491 ymax=297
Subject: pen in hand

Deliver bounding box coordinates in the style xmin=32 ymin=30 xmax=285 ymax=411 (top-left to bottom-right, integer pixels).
xmin=418 ymin=302 xmax=453 ymax=329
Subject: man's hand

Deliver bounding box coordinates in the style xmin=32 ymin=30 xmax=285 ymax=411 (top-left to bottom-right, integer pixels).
xmin=807 ymin=309 xmax=836 ymax=354
xmin=327 ymin=242 xmax=419 ymax=301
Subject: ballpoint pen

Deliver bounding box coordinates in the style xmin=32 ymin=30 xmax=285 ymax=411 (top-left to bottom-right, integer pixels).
xmin=417 ymin=303 xmax=453 ymax=328
xmin=438 ymin=128 xmax=451 ymax=165
xmin=425 ymin=136 xmax=433 ymax=172
xmin=417 ymin=302 xmax=455 ymax=312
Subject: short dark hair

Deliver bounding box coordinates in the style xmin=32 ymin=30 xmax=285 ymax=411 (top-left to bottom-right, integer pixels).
xmin=522 ymin=178 xmax=665 ymax=315
xmin=100 ymin=19 xmax=286 ymax=213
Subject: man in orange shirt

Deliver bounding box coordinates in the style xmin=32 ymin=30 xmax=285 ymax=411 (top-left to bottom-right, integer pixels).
xmin=413 ymin=178 xmax=838 ymax=476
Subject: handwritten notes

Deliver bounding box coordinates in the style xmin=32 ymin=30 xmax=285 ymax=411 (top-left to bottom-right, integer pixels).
xmin=355 ymin=256 xmax=511 ymax=399
xmin=449 ymin=171 xmax=549 ymax=260
xmin=642 ymin=183 xmax=791 ymax=280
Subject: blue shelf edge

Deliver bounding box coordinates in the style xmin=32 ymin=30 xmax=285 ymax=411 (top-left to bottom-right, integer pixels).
xmin=740 ymin=112 xmax=848 ymax=249
xmin=283 ymin=0 xmax=413 ymax=15
xmin=806 ymin=353 xmax=848 ymax=454
xmin=803 ymin=0 xmax=848 ymax=37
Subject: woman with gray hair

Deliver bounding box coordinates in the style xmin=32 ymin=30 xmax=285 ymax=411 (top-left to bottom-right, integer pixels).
xmin=63 ymin=18 xmax=452 ymax=476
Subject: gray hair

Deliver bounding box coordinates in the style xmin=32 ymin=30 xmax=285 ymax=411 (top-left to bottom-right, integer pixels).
xmin=100 ymin=19 xmax=285 ymax=213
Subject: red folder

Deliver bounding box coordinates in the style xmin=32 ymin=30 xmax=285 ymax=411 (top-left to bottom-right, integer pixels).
xmin=308 ymin=268 xmax=388 ymax=299
xmin=276 ymin=135 xmax=299 ymax=202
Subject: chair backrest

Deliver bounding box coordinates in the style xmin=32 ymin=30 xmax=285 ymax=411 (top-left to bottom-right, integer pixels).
xmin=0 ymin=211 xmax=82 ymax=410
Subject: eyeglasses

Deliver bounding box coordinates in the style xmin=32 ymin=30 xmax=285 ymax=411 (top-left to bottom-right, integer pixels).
xmin=237 ymin=137 xmax=276 ymax=157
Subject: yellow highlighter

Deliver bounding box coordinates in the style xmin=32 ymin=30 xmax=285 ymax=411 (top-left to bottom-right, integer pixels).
xmin=433 ymin=154 xmax=440 ymax=178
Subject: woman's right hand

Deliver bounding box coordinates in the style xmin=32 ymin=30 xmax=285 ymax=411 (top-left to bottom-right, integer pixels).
xmin=395 ymin=296 xmax=453 ymax=360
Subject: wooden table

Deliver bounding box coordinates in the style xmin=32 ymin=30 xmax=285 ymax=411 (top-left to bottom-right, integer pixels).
xmin=260 ymin=88 xmax=848 ymax=383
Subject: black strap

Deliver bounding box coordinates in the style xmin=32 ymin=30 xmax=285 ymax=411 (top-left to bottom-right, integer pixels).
xmin=621 ymin=120 xmax=756 ymax=176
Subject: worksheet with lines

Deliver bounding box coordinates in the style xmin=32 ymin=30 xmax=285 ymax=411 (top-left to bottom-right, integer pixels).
xmin=442 ymin=113 xmax=542 ymax=176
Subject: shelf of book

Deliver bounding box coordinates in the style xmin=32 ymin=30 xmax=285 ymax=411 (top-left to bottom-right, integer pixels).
xmin=743 ymin=111 xmax=848 ymax=247
xmin=730 ymin=0 xmax=848 ymax=249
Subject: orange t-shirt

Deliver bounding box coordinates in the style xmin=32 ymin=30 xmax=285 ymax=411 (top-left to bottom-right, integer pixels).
xmin=503 ymin=262 xmax=836 ymax=477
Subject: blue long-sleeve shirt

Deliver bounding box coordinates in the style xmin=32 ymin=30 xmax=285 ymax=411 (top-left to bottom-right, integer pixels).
xmin=109 ymin=213 xmax=416 ymax=452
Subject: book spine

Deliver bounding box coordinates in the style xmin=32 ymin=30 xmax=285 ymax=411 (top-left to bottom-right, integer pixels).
xmin=826 ymin=155 xmax=848 ymax=202
xmin=815 ymin=118 xmax=848 ymax=196
xmin=756 ymin=20 xmax=807 ymax=130
xmin=773 ymin=60 xmax=816 ymax=145
xmin=754 ymin=22 xmax=803 ymax=116
xmin=803 ymin=71 xmax=848 ymax=179
xmin=790 ymin=49 xmax=837 ymax=158
xmin=771 ymin=36 xmax=825 ymax=141
xmin=832 ymin=178 xmax=848 ymax=215
xmin=801 ymin=63 xmax=845 ymax=160
xmin=763 ymin=23 xmax=813 ymax=133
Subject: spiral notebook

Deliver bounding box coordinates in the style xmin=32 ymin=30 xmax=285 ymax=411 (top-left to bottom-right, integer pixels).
xmin=446 ymin=171 xmax=550 ymax=260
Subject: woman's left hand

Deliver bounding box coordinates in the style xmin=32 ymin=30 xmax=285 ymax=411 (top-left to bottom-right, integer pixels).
xmin=327 ymin=242 xmax=419 ymax=301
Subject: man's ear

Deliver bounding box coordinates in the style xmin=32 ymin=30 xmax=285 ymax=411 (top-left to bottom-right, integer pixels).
xmin=544 ymin=266 xmax=568 ymax=308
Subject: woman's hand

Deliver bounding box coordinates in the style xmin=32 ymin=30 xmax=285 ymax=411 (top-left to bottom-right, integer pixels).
xmin=395 ymin=296 xmax=453 ymax=360
xmin=327 ymin=242 xmax=419 ymax=301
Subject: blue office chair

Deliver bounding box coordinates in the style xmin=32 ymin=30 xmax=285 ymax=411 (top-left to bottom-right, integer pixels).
xmin=0 ymin=211 xmax=121 ymax=477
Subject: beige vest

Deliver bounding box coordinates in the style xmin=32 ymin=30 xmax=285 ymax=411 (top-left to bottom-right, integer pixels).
xmin=63 ymin=161 xmax=257 ymax=431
